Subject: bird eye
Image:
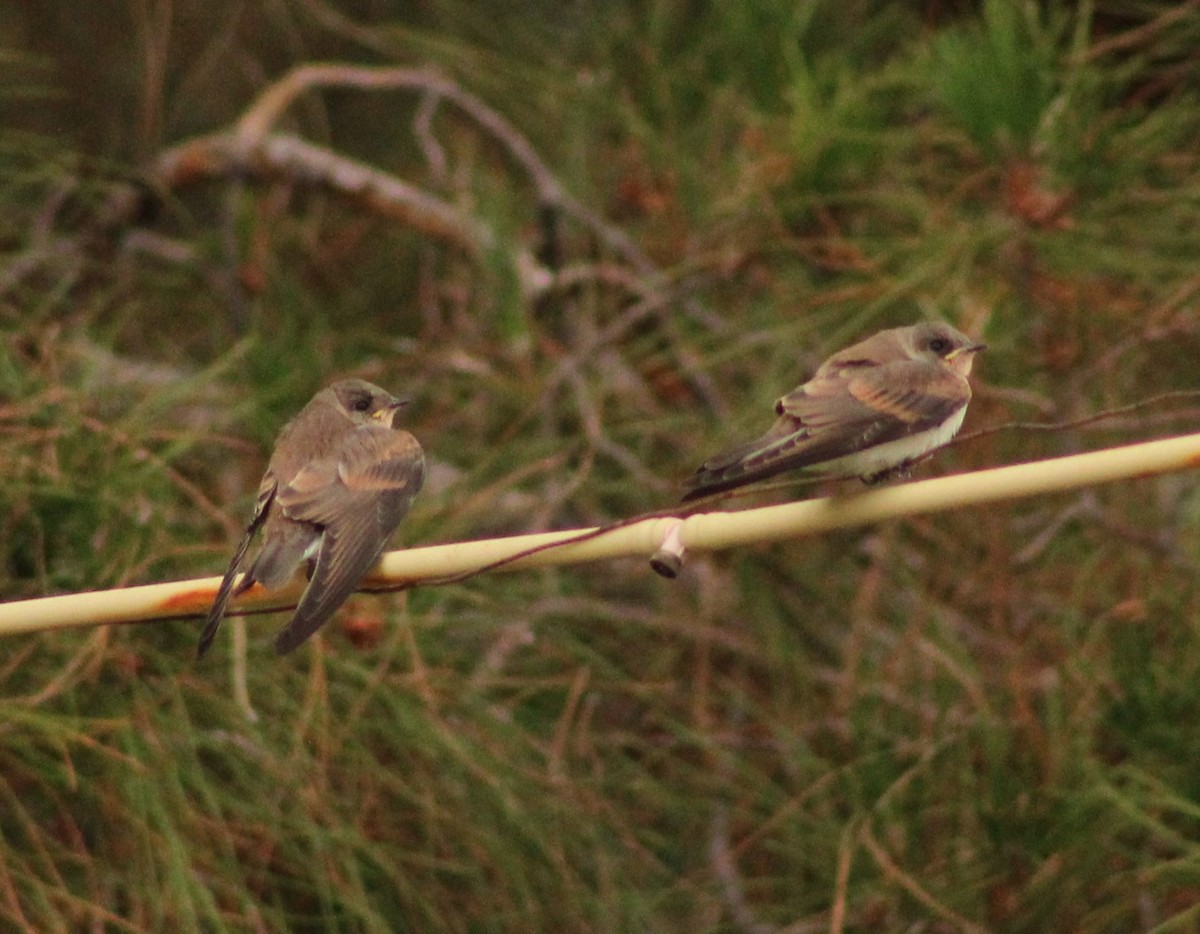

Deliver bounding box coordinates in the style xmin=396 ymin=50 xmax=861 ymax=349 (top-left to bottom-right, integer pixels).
xmin=352 ymin=396 xmax=372 ymax=412
xmin=928 ymin=337 xmax=951 ymax=354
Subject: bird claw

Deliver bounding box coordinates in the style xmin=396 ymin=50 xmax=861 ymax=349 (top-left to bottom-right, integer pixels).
xmin=863 ymin=461 xmax=914 ymax=485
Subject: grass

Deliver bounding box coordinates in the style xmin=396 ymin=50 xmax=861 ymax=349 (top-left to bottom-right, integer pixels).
xmin=4 ymin=0 xmax=1200 ymax=930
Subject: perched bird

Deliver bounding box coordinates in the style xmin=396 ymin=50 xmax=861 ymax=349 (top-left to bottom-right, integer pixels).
xmin=198 ymin=379 xmax=425 ymax=657
xmin=682 ymin=321 xmax=985 ymax=501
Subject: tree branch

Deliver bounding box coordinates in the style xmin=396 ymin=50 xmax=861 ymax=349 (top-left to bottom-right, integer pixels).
xmin=1 ymin=433 xmax=1198 ymax=641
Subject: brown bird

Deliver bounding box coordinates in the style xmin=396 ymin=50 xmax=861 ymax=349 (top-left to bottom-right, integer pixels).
xmin=198 ymin=379 xmax=425 ymax=657
xmin=682 ymin=321 xmax=985 ymax=501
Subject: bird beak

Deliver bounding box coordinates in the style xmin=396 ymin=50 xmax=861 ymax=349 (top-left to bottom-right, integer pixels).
xmin=946 ymin=342 xmax=986 ymax=360
xmin=372 ymin=397 xmax=411 ymax=421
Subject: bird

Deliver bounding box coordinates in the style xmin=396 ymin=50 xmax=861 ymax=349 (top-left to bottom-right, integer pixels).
xmin=198 ymin=379 xmax=425 ymax=657
xmin=682 ymin=321 xmax=985 ymax=501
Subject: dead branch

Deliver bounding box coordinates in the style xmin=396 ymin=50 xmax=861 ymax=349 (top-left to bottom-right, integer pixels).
xmin=2 ymin=433 xmax=1200 ymax=639
xmin=153 ymin=131 xmax=490 ymax=255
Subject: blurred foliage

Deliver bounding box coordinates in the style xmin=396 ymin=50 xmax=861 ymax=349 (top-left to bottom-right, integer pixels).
xmin=3 ymin=0 xmax=1200 ymax=930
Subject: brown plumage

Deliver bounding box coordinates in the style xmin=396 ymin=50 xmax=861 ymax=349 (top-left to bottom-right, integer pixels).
xmin=199 ymin=379 xmax=425 ymax=657
xmin=683 ymin=321 xmax=984 ymax=501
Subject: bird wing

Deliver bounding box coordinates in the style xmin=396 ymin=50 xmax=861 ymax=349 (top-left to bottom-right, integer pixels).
xmin=272 ymin=427 xmax=425 ymax=654
xmin=683 ymin=359 xmax=968 ymax=499
xmin=777 ymin=357 xmax=970 ymax=451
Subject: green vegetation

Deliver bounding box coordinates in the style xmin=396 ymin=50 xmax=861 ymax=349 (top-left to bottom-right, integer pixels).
xmin=4 ymin=1 xmax=1200 ymax=929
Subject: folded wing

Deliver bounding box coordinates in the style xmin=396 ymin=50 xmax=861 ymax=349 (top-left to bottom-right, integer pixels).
xmin=271 ymin=427 xmax=424 ymax=654
xmin=683 ymin=359 xmax=968 ymax=500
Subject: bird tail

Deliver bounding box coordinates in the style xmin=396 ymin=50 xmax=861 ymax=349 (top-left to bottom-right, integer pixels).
xmin=681 ymin=428 xmax=811 ymax=502
xmin=197 ymin=525 xmax=259 ymax=658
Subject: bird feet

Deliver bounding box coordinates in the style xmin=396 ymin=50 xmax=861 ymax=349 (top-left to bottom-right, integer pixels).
xmin=862 ymin=461 xmax=914 ymax=485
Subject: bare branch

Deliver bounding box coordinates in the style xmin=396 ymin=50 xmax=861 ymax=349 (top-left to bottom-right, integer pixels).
xmin=2 ymin=433 xmax=1199 ymax=640
xmin=153 ymin=131 xmax=490 ymax=255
